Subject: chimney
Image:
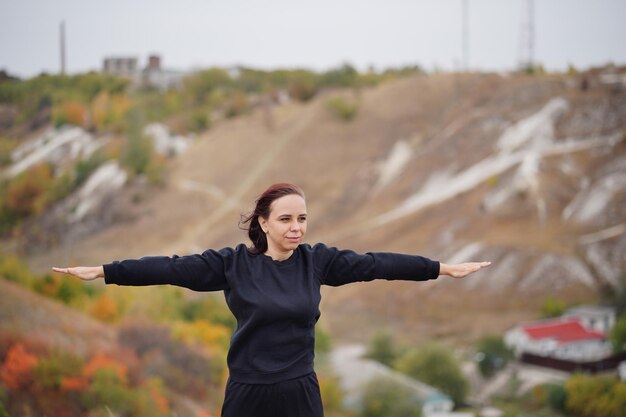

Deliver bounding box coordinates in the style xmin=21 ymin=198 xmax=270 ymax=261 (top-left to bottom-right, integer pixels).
xmin=147 ymin=55 xmax=161 ymax=71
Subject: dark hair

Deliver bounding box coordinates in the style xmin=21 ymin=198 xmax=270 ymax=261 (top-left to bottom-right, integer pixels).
xmin=240 ymin=183 xmax=305 ymax=255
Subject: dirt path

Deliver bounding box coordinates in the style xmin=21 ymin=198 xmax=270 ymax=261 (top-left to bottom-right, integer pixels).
xmin=162 ymin=101 xmax=322 ymax=254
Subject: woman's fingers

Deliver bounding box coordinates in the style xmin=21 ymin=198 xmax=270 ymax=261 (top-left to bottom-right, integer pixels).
xmin=454 ymin=261 xmax=492 ymax=278
xmin=51 ymin=266 xmax=103 ymax=281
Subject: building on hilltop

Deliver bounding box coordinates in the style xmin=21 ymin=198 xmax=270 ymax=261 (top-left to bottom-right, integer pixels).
xmin=102 ymin=56 xmax=138 ymax=78
xmin=102 ymin=54 xmax=186 ymax=90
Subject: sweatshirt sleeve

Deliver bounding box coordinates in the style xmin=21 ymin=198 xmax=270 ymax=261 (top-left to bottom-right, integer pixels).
xmin=313 ymin=244 xmax=440 ymax=287
xmin=103 ymin=248 xmax=231 ymax=292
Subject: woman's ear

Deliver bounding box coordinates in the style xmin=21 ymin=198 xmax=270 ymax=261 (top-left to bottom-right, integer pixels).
xmin=258 ymin=216 xmax=268 ymax=234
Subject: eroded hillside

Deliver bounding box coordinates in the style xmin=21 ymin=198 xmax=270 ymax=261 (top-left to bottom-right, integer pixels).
xmin=13 ymin=70 xmax=626 ymax=344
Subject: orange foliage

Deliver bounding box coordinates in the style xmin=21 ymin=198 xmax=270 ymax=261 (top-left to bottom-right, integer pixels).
xmin=90 ymin=293 xmax=118 ymax=322
xmin=148 ymin=382 xmax=170 ymax=413
xmin=173 ymin=320 xmax=231 ymax=352
xmin=1 ymin=343 xmax=38 ymax=389
xmin=59 ymin=101 xmax=88 ymax=127
xmin=91 ymin=92 xmax=130 ymax=132
xmin=195 ymin=411 xmax=212 ymax=417
xmin=6 ymin=164 xmax=53 ymax=217
xmin=91 ymin=92 xmax=111 ymax=131
xmin=83 ymin=353 xmax=127 ymax=384
xmin=60 ymin=375 xmax=88 ymax=392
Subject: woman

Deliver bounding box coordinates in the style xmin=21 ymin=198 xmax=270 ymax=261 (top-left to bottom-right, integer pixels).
xmin=53 ymin=183 xmax=490 ymax=417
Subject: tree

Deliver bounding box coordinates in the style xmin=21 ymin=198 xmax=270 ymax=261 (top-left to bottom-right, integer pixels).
xmin=609 ymin=313 xmax=626 ymax=353
xmin=121 ymin=108 xmax=153 ymax=177
xmin=565 ymin=374 xmax=626 ymax=417
xmin=365 ymin=331 xmax=398 ymax=367
xmin=395 ymin=344 xmax=468 ymax=405
xmin=361 ymin=377 xmax=422 ymax=417
xmin=33 ymin=350 xmax=83 ymax=389
xmin=475 ymin=335 xmax=513 ymax=377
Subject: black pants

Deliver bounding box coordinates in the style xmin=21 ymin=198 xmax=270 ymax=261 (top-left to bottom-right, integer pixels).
xmin=221 ymin=372 xmax=324 ymax=417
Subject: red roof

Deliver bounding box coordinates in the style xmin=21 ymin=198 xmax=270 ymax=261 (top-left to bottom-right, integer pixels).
xmin=521 ymin=319 xmax=606 ymax=344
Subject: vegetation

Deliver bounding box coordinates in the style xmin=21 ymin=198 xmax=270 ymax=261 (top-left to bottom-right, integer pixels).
xmin=475 ymin=335 xmax=514 ymax=378
xmin=361 ymin=378 xmax=422 ymax=417
xmin=541 ymin=296 xmax=567 ymax=318
xmin=365 ymin=330 xmax=400 ymax=367
xmin=609 ymin=313 xmax=626 ymax=353
xmin=0 ymin=252 xmax=356 ymax=417
xmin=365 ymin=333 xmax=469 ymax=406
xmin=395 ymin=343 xmax=469 ymax=405
xmin=0 ymin=63 xmax=425 ymax=237
xmin=326 ymin=96 xmax=359 ymax=121
xmin=564 ymin=374 xmax=626 ymax=417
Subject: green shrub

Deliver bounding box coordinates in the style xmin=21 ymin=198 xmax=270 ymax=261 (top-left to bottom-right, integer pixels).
xmin=224 ymin=91 xmax=249 ymax=118
xmin=362 ymin=377 xmax=422 ymax=417
xmin=320 ymin=63 xmax=359 ymax=88
xmin=315 ymin=326 xmax=332 ymax=354
xmin=181 ymin=295 xmax=236 ymax=330
xmin=82 ymin=368 xmax=134 ymax=414
xmin=541 ymin=296 xmax=566 ymax=318
xmin=326 ymin=96 xmax=358 ymax=121
xmin=475 ymin=335 xmax=513 ymax=378
xmin=0 ymin=139 xmax=18 ymax=168
xmin=287 ymin=70 xmax=318 ymax=101
xmin=190 ymin=109 xmax=210 ymax=133
xmin=396 ymin=343 xmax=468 ymax=405
xmin=610 ymin=313 xmax=626 ymax=353
xmin=121 ymin=108 xmax=154 ymax=177
xmin=0 ymin=254 xmax=35 ymax=286
xmin=365 ymin=331 xmax=398 ymax=367
xmin=33 ymin=351 xmax=83 ymax=389
xmin=545 ymin=383 xmax=567 ymax=412
xmin=565 ymin=374 xmax=626 ymax=417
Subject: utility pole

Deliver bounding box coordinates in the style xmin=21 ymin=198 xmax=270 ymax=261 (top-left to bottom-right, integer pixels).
xmin=60 ymin=21 xmax=66 ymax=75
xmin=519 ymin=0 xmax=535 ymax=71
xmin=462 ymin=0 xmax=469 ymax=72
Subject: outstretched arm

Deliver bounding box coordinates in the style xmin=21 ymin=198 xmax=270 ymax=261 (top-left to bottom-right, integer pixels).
xmin=52 ymin=249 xmax=232 ymax=292
xmin=439 ymin=261 xmax=491 ymax=279
xmin=52 ymin=266 xmax=104 ymax=281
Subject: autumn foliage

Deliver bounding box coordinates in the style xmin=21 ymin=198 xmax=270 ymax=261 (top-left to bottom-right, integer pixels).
xmin=83 ymin=352 xmax=128 ymax=384
xmin=1 ymin=343 xmax=38 ymax=389
xmin=90 ymin=293 xmax=119 ymax=322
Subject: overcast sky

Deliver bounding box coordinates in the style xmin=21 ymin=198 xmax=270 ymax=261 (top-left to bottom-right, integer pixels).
xmin=1 ymin=0 xmax=625 ymax=78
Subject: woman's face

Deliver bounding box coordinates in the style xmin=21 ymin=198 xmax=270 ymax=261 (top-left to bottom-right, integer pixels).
xmin=259 ymin=194 xmax=307 ymax=255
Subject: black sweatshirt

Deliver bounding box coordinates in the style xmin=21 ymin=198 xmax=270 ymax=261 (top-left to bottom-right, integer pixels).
xmin=103 ymin=243 xmax=440 ymax=384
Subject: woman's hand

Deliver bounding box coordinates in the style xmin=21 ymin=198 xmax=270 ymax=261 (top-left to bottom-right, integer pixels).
xmin=439 ymin=261 xmax=491 ymax=279
xmin=52 ymin=266 xmax=105 ymax=281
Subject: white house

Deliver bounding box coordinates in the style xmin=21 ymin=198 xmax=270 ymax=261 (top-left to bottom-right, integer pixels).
xmin=504 ymin=318 xmax=612 ymax=361
xmin=562 ymin=305 xmax=616 ymax=333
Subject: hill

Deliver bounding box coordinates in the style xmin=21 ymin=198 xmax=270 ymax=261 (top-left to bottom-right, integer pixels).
xmin=0 ymin=279 xmax=116 ymax=357
xmin=0 ymin=278 xmax=227 ymax=416
xmin=8 ymin=69 xmax=626 ymax=345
